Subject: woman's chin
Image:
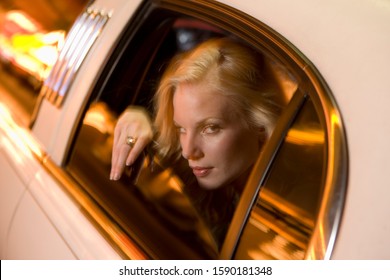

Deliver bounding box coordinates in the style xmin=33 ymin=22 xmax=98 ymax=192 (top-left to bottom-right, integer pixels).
xmin=197 ymin=178 xmax=224 ymax=190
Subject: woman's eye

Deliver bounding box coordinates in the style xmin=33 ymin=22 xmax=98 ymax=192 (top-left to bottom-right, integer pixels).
xmin=176 ymin=127 xmax=186 ymax=134
xmin=202 ymin=125 xmax=220 ymax=134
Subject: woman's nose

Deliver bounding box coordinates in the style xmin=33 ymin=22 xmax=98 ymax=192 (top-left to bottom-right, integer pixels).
xmin=181 ymin=134 xmax=203 ymax=160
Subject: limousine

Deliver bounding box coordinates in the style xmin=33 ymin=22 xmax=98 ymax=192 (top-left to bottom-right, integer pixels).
xmin=0 ymin=0 xmax=389 ymax=259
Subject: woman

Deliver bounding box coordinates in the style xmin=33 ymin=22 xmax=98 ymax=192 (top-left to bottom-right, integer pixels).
xmin=110 ymin=37 xmax=281 ymax=245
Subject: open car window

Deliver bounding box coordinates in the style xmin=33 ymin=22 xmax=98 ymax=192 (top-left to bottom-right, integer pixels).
xmin=65 ymin=0 xmax=346 ymax=260
xmin=65 ymin=13 xmax=288 ymax=259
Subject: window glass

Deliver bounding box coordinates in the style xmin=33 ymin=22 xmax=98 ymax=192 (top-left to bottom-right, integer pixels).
xmin=0 ymin=0 xmax=88 ymax=124
xmin=234 ymin=97 xmax=326 ymax=259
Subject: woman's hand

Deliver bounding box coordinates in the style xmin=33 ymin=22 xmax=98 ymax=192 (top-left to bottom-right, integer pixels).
xmin=110 ymin=107 xmax=153 ymax=180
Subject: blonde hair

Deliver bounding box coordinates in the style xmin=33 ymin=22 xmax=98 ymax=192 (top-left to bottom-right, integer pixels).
xmin=154 ymin=37 xmax=281 ymax=158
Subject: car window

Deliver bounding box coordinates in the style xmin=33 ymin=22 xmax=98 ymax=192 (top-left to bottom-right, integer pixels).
xmin=65 ymin=4 xmax=291 ymax=258
xmin=65 ymin=0 xmax=346 ymax=259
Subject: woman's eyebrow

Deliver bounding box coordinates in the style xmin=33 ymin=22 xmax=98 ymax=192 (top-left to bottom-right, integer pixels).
xmin=196 ymin=118 xmax=223 ymax=129
xmin=173 ymin=117 xmax=223 ymax=130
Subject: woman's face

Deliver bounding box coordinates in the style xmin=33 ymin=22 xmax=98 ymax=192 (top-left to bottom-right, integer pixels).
xmin=173 ymin=81 xmax=261 ymax=190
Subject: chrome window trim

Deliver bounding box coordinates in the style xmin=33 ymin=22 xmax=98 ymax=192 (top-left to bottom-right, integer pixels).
xmin=40 ymin=8 xmax=110 ymax=108
xmin=303 ymin=66 xmax=348 ymax=260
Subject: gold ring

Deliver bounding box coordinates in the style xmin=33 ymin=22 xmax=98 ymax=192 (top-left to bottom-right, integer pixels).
xmin=126 ymin=136 xmax=137 ymax=148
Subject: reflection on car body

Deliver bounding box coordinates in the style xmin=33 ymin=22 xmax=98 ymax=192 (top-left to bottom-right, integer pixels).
xmin=0 ymin=10 xmax=65 ymax=89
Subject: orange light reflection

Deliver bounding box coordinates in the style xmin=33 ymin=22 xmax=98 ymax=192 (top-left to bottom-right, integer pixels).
xmin=0 ymin=102 xmax=44 ymax=160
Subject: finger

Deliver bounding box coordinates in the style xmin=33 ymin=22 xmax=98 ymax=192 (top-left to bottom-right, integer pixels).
xmin=111 ymin=128 xmax=130 ymax=179
xmin=113 ymin=122 xmax=126 ymax=147
xmin=111 ymin=128 xmax=124 ymax=177
xmin=111 ymin=121 xmax=134 ymax=179
xmin=110 ymin=144 xmax=121 ymax=180
xmin=111 ymin=143 xmax=132 ymax=180
xmin=125 ymin=136 xmax=149 ymax=166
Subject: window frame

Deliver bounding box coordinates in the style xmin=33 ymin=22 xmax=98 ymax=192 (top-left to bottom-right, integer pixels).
xmin=55 ymin=0 xmax=348 ymax=259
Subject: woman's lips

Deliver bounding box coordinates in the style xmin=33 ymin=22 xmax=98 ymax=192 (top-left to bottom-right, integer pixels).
xmin=191 ymin=166 xmax=212 ymax=177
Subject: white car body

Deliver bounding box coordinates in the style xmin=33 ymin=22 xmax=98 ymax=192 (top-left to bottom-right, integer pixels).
xmin=0 ymin=0 xmax=389 ymax=259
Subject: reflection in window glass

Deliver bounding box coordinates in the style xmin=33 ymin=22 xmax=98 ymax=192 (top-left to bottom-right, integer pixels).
xmin=235 ymin=97 xmax=326 ymax=259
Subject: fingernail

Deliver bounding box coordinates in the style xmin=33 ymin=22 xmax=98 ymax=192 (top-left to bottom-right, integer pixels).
xmin=110 ymin=173 xmax=118 ymax=180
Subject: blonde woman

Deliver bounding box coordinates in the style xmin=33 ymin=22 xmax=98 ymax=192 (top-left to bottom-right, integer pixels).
xmin=110 ymin=37 xmax=281 ymax=244
xmin=111 ymin=38 xmax=280 ymax=184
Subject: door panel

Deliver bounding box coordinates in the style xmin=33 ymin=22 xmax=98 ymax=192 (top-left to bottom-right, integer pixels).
xmin=6 ymin=191 xmax=76 ymax=259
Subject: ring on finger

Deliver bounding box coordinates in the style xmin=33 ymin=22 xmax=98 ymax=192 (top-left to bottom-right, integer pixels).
xmin=126 ymin=136 xmax=137 ymax=148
